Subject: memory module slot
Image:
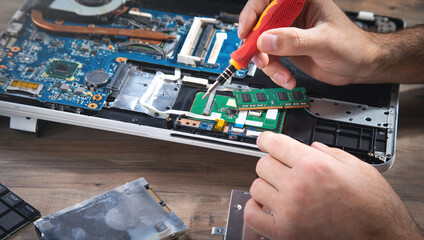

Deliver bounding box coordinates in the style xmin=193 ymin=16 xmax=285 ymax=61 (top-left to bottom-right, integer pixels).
xmin=193 ymin=23 xmax=215 ymax=59
xmin=177 ymin=17 xmax=218 ymax=65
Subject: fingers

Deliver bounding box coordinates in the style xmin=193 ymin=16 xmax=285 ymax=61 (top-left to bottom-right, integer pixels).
xmin=250 ymin=177 xmax=279 ymax=211
xmin=238 ymin=0 xmax=271 ymax=39
xmin=256 ymin=155 xmax=290 ymax=188
xmin=257 ymin=27 xmax=324 ymax=57
xmin=244 ymin=198 xmax=275 ymax=237
xmin=257 ymin=132 xmax=329 ymax=168
xmin=253 ymin=54 xmax=296 ymax=89
xmin=252 ymin=52 xmax=268 ymax=69
xmin=311 ymin=142 xmax=363 ymax=167
xmin=287 ymin=56 xmax=355 ymax=86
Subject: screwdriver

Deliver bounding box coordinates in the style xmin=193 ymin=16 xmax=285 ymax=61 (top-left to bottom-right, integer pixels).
xmin=203 ymin=0 xmax=306 ymax=99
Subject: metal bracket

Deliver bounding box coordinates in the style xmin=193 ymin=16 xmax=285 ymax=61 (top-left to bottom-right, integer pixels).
xmin=212 ymin=190 xmax=268 ymax=240
xmin=9 ymin=115 xmax=38 ymax=133
xmin=211 ymin=227 xmax=226 ymax=236
xmin=308 ymin=97 xmax=391 ymax=128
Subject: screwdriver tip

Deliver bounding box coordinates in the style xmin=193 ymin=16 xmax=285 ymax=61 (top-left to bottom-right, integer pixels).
xmin=202 ymin=93 xmax=209 ymax=100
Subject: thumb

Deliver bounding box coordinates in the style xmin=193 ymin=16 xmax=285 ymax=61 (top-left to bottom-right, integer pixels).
xmin=257 ymin=27 xmax=324 ymax=57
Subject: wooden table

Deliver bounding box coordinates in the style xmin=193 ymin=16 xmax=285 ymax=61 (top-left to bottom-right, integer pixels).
xmin=0 ymin=0 xmax=423 ymax=239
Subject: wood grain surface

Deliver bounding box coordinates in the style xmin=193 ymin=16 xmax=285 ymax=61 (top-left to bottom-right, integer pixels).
xmin=0 ymin=0 xmax=423 ymax=239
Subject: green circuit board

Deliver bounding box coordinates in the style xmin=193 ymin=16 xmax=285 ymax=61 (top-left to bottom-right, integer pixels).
xmin=190 ymin=92 xmax=283 ymax=131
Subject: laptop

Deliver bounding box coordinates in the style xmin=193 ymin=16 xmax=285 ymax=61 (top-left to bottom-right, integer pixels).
xmin=0 ymin=0 xmax=403 ymax=172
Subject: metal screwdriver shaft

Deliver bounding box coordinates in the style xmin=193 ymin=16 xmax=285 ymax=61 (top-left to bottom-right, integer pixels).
xmin=203 ymin=64 xmax=237 ymax=99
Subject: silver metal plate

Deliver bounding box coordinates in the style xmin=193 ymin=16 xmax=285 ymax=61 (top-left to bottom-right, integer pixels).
xmin=217 ymin=190 xmax=269 ymax=240
xmin=308 ymin=97 xmax=391 ymax=128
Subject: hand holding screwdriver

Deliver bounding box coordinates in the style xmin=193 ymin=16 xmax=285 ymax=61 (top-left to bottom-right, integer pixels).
xmin=203 ymin=0 xmax=306 ymax=99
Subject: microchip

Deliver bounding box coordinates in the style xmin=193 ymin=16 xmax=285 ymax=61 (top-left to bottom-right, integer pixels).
xmin=45 ymin=60 xmax=81 ymax=80
xmin=0 ymin=50 xmax=6 ymax=58
xmin=225 ymin=108 xmax=237 ymax=116
xmin=55 ymin=64 xmax=69 ymax=73
xmin=277 ymin=92 xmax=288 ymax=101
xmin=241 ymin=93 xmax=251 ymax=102
xmin=53 ymin=81 xmax=61 ymax=88
xmin=60 ymin=84 xmax=70 ymax=92
xmin=256 ymin=92 xmax=266 ymax=102
xmin=26 ymin=67 xmax=35 ymax=72
xmin=76 ymin=86 xmax=86 ymax=95
xmin=34 ymin=32 xmax=47 ymax=42
xmin=81 ymin=44 xmax=90 ymax=52
xmin=292 ymin=91 xmax=303 ymax=100
xmin=0 ymin=76 xmax=8 ymax=83
xmin=175 ymin=16 xmax=184 ymax=25
xmin=51 ymin=39 xmax=63 ymax=47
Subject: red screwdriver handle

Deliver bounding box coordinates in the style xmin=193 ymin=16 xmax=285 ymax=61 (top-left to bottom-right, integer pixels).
xmin=230 ymin=0 xmax=306 ymax=70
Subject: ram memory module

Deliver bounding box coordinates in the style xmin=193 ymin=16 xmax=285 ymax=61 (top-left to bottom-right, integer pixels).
xmin=233 ymin=87 xmax=309 ymax=110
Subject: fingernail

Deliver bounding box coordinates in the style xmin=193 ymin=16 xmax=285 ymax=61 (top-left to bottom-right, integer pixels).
xmin=256 ymin=131 xmax=267 ymax=146
xmin=256 ymin=132 xmax=262 ymax=145
xmin=252 ymin=55 xmax=264 ymax=69
xmin=260 ymin=33 xmax=277 ymax=51
xmin=256 ymin=131 xmax=271 ymax=144
xmin=272 ymin=72 xmax=288 ymax=85
xmin=281 ymin=77 xmax=295 ymax=90
xmin=281 ymin=82 xmax=293 ymax=90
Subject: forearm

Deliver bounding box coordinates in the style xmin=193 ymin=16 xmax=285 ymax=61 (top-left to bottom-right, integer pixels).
xmin=367 ymin=26 xmax=424 ymax=84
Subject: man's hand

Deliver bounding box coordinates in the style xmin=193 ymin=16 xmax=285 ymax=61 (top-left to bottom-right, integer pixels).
xmin=244 ymin=132 xmax=424 ymax=240
xmin=239 ymin=0 xmax=424 ymax=88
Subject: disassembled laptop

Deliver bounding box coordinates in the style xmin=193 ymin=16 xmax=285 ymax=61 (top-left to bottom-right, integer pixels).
xmin=0 ymin=0 xmax=403 ymax=172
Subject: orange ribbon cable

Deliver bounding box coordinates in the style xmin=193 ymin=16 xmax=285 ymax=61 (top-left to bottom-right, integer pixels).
xmin=30 ymin=10 xmax=176 ymax=41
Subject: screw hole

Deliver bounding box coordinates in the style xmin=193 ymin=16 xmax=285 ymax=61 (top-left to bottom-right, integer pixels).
xmin=346 ymin=111 xmax=351 ymax=114
xmin=365 ymin=117 xmax=372 ymax=122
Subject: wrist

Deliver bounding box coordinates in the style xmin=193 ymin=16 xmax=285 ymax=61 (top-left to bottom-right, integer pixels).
xmin=357 ymin=27 xmax=424 ymax=84
xmin=353 ymin=32 xmax=391 ymax=84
